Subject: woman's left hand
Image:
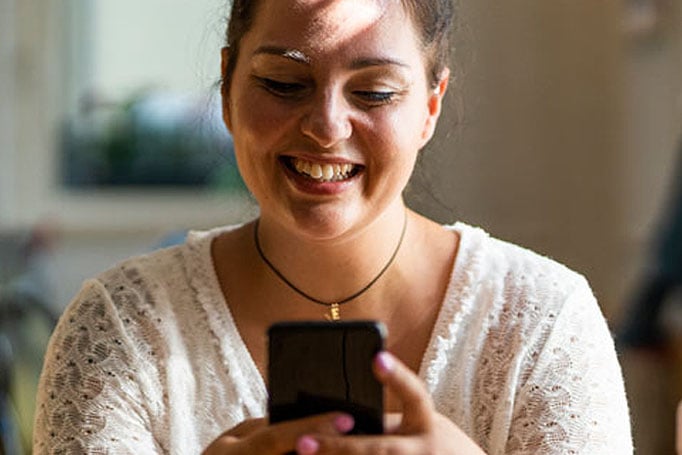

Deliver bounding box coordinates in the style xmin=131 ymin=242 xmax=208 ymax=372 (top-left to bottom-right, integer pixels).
xmin=294 ymin=351 xmax=487 ymax=455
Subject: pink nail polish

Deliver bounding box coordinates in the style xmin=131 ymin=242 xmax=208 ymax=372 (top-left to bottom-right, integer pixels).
xmin=376 ymin=351 xmax=394 ymax=373
xmin=334 ymin=414 xmax=355 ymax=433
xmin=296 ymin=435 xmax=319 ymax=454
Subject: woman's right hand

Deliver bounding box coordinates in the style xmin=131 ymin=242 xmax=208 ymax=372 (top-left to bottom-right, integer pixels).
xmin=202 ymin=413 xmax=356 ymax=454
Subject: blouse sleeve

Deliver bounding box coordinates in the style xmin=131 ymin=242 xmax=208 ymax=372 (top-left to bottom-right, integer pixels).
xmin=33 ymin=279 xmax=164 ymax=454
xmin=505 ymin=280 xmax=632 ymax=454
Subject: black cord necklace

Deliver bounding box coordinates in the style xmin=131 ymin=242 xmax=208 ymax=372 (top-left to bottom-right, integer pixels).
xmin=253 ymin=213 xmax=408 ymax=321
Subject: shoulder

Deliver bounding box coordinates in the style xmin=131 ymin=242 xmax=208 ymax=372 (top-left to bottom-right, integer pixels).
xmin=98 ymin=235 xmax=197 ymax=294
xmin=97 ymin=244 xmax=190 ymax=306
xmin=435 ymin=223 xmax=606 ymax=390
xmin=461 ymin=223 xmax=583 ymax=284
xmin=450 ymin=222 xmax=591 ymax=319
xmin=49 ymin=226 xmax=230 ymax=367
xmin=93 ymin=226 xmax=229 ymax=316
xmin=432 ymin=225 xmax=630 ymax=452
xmin=458 ymin=225 xmax=606 ymax=353
xmin=430 ymin=223 xmax=601 ymax=379
xmin=443 ymin=224 xmax=617 ymax=390
xmin=46 ymin=239 xmax=202 ymax=372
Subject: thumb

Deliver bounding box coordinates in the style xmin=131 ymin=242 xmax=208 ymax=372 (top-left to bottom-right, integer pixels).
xmin=374 ymin=351 xmax=435 ymax=433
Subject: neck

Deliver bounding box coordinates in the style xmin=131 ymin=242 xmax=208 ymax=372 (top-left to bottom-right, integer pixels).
xmin=254 ymin=202 xmax=410 ymax=307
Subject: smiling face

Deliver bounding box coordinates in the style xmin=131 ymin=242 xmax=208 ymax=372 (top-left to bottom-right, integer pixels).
xmin=223 ymin=0 xmax=448 ymax=241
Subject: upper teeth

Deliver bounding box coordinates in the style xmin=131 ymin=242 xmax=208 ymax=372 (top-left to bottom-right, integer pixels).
xmin=293 ymin=158 xmax=355 ymax=182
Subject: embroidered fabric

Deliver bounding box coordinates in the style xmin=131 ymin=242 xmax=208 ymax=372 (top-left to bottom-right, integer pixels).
xmin=33 ymin=223 xmax=632 ymax=454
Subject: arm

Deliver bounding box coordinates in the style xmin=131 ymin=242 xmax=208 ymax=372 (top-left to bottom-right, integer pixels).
xmin=505 ymin=282 xmax=632 ymax=454
xmin=33 ymin=280 xmax=163 ymax=454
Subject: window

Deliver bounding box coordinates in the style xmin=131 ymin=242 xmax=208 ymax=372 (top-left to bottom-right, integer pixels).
xmin=2 ymin=0 xmax=253 ymax=231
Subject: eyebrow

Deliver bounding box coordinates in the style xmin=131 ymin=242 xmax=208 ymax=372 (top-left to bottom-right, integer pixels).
xmin=350 ymin=57 xmax=410 ymax=70
xmin=253 ymin=46 xmax=311 ymax=64
xmin=252 ymin=46 xmax=410 ymax=70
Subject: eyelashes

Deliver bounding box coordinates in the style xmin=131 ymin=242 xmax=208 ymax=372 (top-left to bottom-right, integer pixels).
xmin=353 ymin=90 xmax=396 ymax=105
xmin=255 ymin=77 xmax=307 ymax=97
xmin=253 ymin=76 xmax=400 ymax=108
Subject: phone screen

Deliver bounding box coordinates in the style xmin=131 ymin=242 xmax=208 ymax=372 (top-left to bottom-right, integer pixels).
xmin=267 ymin=321 xmax=385 ymax=434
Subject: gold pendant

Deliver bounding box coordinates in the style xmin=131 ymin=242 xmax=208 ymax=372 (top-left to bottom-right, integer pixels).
xmin=329 ymin=303 xmax=340 ymax=321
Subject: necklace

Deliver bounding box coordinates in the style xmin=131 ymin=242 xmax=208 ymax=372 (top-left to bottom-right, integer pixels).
xmin=253 ymin=213 xmax=408 ymax=321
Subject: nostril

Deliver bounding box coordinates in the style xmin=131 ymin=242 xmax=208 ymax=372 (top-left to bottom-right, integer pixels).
xmin=300 ymin=100 xmax=352 ymax=148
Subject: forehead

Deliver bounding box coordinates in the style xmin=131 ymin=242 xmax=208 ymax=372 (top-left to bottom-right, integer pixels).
xmin=247 ymin=0 xmax=417 ymax=58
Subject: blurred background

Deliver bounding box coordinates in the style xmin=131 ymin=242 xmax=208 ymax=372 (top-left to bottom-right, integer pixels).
xmin=0 ymin=0 xmax=681 ymax=453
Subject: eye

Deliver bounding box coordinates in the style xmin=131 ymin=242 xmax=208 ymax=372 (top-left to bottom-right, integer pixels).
xmin=255 ymin=77 xmax=307 ymax=98
xmin=353 ymin=90 xmax=397 ymax=107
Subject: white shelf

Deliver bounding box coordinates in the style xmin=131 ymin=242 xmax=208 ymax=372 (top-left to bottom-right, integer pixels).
xmin=1 ymin=188 xmax=258 ymax=234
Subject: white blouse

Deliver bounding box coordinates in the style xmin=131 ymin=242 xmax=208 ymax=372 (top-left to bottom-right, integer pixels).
xmin=33 ymin=223 xmax=632 ymax=454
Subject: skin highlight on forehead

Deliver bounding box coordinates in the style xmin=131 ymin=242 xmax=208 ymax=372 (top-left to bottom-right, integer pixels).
xmin=283 ymin=0 xmax=393 ymax=54
xmin=253 ymin=46 xmax=311 ymax=64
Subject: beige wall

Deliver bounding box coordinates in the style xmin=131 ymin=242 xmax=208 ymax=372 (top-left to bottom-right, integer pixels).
xmin=407 ymin=5 xmax=682 ymax=451
xmin=3 ymin=0 xmax=680 ymax=319
xmin=408 ymin=0 xmax=629 ymax=318
xmin=4 ymin=0 xmax=681 ymax=316
xmin=623 ymin=2 xmax=682 ymax=252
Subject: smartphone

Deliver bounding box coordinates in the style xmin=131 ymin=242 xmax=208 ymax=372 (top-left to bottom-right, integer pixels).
xmin=267 ymin=320 xmax=386 ymax=435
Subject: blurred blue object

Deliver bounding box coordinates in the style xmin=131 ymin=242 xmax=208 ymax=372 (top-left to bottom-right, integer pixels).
xmin=60 ymin=89 xmax=246 ymax=190
xmin=155 ymin=230 xmax=188 ymax=249
xmin=1 ymin=334 xmax=21 ymax=455
xmin=618 ymin=139 xmax=682 ymax=348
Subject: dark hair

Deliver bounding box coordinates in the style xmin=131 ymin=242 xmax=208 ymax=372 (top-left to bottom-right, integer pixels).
xmin=222 ymin=0 xmax=454 ymax=92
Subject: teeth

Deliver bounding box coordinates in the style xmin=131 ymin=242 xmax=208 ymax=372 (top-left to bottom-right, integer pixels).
xmin=322 ymin=164 xmax=334 ymax=180
xmin=291 ymin=158 xmax=356 ymax=182
xmin=310 ymin=163 xmax=323 ymax=179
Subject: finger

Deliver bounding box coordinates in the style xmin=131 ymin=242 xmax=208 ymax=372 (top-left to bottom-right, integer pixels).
xmin=223 ymin=417 xmax=268 ymax=438
xmin=384 ymin=413 xmax=402 ymax=433
xmin=246 ymin=412 xmax=355 ymax=454
xmin=374 ymin=351 xmax=435 ymax=431
xmin=303 ymin=433 xmax=424 ymax=455
xmin=203 ymin=418 xmax=269 ymax=453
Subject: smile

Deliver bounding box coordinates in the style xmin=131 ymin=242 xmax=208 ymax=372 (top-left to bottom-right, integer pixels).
xmin=284 ymin=157 xmax=362 ymax=182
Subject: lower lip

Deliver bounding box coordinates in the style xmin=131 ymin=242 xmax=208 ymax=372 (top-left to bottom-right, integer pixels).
xmin=281 ymin=161 xmax=359 ymax=196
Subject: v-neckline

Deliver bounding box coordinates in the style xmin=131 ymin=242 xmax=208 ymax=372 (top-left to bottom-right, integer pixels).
xmin=188 ymin=222 xmax=483 ymax=409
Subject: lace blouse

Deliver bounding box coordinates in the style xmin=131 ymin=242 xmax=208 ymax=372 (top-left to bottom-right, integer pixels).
xmin=33 ymin=223 xmax=632 ymax=454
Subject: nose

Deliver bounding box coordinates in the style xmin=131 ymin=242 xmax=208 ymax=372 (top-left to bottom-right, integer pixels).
xmin=300 ymin=89 xmax=352 ymax=149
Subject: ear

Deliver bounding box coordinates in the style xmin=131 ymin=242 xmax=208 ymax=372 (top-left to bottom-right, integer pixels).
xmin=221 ymin=46 xmax=233 ymax=132
xmin=419 ymin=67 xmax=450 ymax=147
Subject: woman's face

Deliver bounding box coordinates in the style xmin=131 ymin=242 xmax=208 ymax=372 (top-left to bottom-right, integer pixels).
xmin=223 ymin=0 xmax=448 ymax=240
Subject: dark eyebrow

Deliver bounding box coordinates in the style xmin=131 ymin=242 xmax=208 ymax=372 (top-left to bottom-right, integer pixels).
xmin=349 ymin=57 xmax=410 ymax=70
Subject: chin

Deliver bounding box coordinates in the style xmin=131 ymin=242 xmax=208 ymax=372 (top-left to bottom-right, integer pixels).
xmin=285 ymin=207 xmax=366 ymax=243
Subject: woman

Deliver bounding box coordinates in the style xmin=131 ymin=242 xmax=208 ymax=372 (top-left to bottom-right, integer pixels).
xmin=34 ymin=0 xmax=632 ymax=453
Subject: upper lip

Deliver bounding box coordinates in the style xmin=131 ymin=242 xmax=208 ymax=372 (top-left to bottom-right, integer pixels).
xmin=281 ymin=153 xmax=364 ymax=167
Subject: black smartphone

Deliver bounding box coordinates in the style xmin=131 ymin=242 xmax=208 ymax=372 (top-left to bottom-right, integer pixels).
xmin=267 ymin=320 xmax=386 ymax=435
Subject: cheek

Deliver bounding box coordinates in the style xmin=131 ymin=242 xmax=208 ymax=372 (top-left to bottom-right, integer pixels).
xmin=382 ymin=105 xmax=430 ymax=189
xmin=230 ymin=97 xmax=300 ymax=186
xmin=378 ymin=104 xmax=428 ymax=162
xmin=358 ymin=109 xmax=423 ymax=196
xmin=233 ymin=93 xmax=293 ymax=144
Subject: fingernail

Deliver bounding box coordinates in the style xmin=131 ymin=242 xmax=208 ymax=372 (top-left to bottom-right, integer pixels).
xmin=296 ymin=435 xmax=319 ymax=454
xmin=334 ymin=414 xmax=355 ymax=433
xmin=375 ymin=351 xmax=394 ymax=374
